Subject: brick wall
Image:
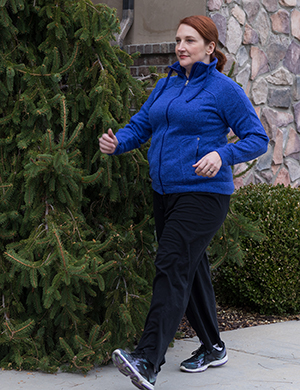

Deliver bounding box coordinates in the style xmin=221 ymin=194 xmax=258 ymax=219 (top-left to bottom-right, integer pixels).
xmin=124 ymin=43 xmax=177 ymax=77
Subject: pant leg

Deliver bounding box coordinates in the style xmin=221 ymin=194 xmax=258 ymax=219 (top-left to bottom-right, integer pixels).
xmin=135 ymin=191 xmax=230 ymax=371
xmin=185 ymin=251 xmax=222 ymax=351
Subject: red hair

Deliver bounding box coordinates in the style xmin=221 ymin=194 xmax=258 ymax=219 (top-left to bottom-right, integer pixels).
xmin=179 ymin=15 xmax=227 ymax=73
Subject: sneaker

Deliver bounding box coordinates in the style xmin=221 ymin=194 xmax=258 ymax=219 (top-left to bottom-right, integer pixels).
xmin=180 ymin=342 xmax=228 ymax=373
xmin=112 ymin=348 xmax=157 ymax=390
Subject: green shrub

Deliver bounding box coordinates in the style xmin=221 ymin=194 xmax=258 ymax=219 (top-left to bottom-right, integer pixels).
xmin=0 ymin=0 xmax=155 ymax=372
xmin=212 ymin=184 xmax=300 ymax=315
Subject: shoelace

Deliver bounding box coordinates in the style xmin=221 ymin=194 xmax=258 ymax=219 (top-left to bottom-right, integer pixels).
xmin=131 ymin=351 xmax=146 ymax=359
xmin=192 ymin=344 xmax=207 ymax=357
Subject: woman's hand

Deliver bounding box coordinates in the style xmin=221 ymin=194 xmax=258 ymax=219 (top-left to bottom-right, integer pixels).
xmin=193 ymin=151 xmax=222 ymax=177
xmin=99 ymin=128 xmax=118 ymax=154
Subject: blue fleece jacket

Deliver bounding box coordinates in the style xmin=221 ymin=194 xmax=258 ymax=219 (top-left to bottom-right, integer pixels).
xmin=113 ymin=58 xmax=269 ymax=195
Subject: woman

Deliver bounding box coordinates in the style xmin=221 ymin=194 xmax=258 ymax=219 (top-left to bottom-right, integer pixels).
xmin=99 ymin=15 xmax=269 ymax=390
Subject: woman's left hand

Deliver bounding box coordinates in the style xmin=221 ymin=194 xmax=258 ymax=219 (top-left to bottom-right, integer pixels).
xmin=193 ymin=151 xmax=222 ymax=177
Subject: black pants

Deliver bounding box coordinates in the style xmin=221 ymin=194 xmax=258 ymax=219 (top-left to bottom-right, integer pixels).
xmin=134 ymin=191 xmax=230 ymax=372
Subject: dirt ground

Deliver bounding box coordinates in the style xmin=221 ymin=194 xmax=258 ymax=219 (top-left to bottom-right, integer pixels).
xmin=177 ymin=304 xmax=300 ymax=338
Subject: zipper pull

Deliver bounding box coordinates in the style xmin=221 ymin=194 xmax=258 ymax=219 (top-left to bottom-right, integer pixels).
xmin=185 ymin=79 xmax=189 ymax=86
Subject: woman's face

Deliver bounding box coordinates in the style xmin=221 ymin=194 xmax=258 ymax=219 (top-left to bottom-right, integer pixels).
xmin=175 ymin=24 xmax=215 ymax=77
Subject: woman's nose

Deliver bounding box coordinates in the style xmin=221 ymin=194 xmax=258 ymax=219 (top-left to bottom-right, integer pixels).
xmin=177 ymin=42 xmax=185 ymax=51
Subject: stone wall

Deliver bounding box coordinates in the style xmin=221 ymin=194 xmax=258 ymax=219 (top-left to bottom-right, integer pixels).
xmin=125 ymin=0 xmax=300 ymax=188
xmin=207 ymin=0 xmax=300 ymax=188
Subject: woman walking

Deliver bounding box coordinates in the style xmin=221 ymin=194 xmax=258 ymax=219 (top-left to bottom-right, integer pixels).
xmin=99 ymin=15 xmax=269 ymax=390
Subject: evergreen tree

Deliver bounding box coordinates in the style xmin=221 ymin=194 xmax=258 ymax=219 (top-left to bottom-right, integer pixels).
xmin=0 ymin=0 xmax=266 ymax=373
xmin=0 ymin=0 xmax=155 ymax=372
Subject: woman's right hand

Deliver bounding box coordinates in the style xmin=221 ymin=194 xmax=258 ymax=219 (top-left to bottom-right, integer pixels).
xmin=99 ymin=128 xmax=118 ymax=154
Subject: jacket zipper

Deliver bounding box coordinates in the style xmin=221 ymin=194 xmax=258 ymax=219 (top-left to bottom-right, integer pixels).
xmin=195 ymin=137 xmax=200 ymax=163
xmin=158 ymin=79 xmax=189 ymax=194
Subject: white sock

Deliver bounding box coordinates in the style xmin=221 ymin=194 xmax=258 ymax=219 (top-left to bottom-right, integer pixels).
xmin=213 ymin=343 xmax=223 ymax=351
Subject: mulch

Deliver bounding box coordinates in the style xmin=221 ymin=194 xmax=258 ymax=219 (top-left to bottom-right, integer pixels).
xmin=177 ymin=303 xmax=300 ymax=339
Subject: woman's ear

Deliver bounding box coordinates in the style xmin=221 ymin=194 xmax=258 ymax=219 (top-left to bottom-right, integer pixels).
xmin=206 ymin=41 xmax=216 ymax=56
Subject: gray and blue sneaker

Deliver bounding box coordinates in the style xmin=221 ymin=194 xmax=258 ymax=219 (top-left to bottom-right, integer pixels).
xmin=112 ymin=349 xmax=157 ymax=390
xmin=180 ymin=342 xmax=228 ymax=373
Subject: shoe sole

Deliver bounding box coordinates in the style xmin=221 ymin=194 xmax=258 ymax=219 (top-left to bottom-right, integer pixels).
xmin=180 ymin=354 xmax=228 ymax=373
xmin=112 ymin=349 xmax=154 ymax=390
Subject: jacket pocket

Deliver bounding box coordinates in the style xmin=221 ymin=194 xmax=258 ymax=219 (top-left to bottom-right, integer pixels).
xmin=179 ymin=136 xmax=201 ymax=181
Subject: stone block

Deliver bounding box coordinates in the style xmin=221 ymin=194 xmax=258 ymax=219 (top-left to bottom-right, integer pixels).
xmin=233 ymin=176 xmax=244 ymax=189
xmin=233 ymin=162 xmax=249 ymax=176
xmin=268 ymin=87 xmax=292 ymax=108
xmin=223 ymin=54 xmax=238 ymax=75
xmin=261 ymin=107 xmax=294 ymax=140
xmin=256 ymin=144 xmax=273 ymax=171
xmin=261 ymin=109 xmax=277 ymax=141
xmin=243 ymin=0 xmax=260 ymax=23
xmin=285 ymin=158 xmax=300 ymax=182
xmin=271 ymin=10 xmax=290 ymax=34
xmin=262 ymin=0 xmax=278 ymax=12
xmin=265 ymin=67 xmax=293 ymax=85
xmin=266 ymin=42 xmax=287 ymax=71
xmin=284 ymin=128 xmax=300 ymax=158
xmin=253 ymin=9 xmax=270 ymax=46
xmin=294 ymin=101 xmax=300 ymax=132
xmin=236 ymin=64 xmax=251 ymax=90
xmin=271 ymin=164 xmax=281 ymax=176
xmin=232 ymin=5 xmax=246 ymax=25
xmin=259 ymin=169 xmax=274 ymax=182
xmin=250 ymin=47 xmax=269 ymax=80
xmin=283 ymin=41 xmax=300 ymax=75
xmin=274 ymin=167 xmax=290 ymax=186
xmin=254 ymin=106 xmax=261 ymax=118
xmin=208 ymin=0 xmax=223 ymax=11
xmin=273 ymin=129 xmax=283 ymax=165
xmin=293 ymin=77 xmax=300 ymax=101
xmin=226 ymin=17 xmax=243 ymax=54
xmin=252 ymin=77 xmax=268 ymax=105
xmin=276 ymin=111 xmax=294 ymax=127
xmin=243 ymin=23 xmax=259 ymax=44
xmin=212 ymin=13 xmax=227 ymax=46
xmin=237 ymin=46 xmax=249 ymax=67
xmin=292 ymin=180 xmax=300 ymax=188
xmin=279 ymin=0 xmax=297 ymax=6
xmin=245 ymin=171 xmax=255 ymax=186
xmin=291 ymin=10 xmax=300 ymax=41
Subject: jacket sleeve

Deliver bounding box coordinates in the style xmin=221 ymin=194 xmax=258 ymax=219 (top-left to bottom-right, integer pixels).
xmin=113 ymin=78 xmax=165 ymax=155
xmin=215 ymin=80 xmax=269 ymax=166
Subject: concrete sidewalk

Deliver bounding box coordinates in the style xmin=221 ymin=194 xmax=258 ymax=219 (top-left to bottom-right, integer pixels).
xmin=1 ymin=321 xmax=300 ymax=390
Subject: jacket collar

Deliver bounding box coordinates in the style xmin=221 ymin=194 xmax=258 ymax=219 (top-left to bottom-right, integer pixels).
xmin=150 ymin=58 xmax=218 ymax=106
xmin=169 ymin=58 xmax=218 ymax=81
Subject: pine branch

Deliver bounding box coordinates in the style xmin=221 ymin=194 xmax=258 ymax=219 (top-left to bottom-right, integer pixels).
xmin=59 ymin=96 xmax=67 ymax=148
